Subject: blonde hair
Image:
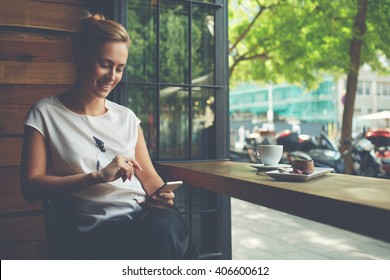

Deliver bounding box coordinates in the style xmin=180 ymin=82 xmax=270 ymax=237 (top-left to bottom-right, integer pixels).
xmin=73 ymin=14 xmax=131 ymax=55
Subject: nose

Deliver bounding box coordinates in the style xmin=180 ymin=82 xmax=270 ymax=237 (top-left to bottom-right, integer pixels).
xmin=105 ymin=68 xmax=116 ymax=81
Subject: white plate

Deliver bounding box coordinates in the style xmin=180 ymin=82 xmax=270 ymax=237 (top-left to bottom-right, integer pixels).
xmin=250 ymin=163 xmax=291 ymax=171
xmin=265 ymin=167 xmax=334 ymax=182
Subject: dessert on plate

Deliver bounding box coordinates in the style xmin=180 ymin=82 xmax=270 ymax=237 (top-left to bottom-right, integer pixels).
xmin=291 ymin=159 xmax=315 ymax=175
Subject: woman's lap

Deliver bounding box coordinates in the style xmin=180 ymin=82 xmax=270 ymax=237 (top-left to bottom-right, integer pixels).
xmin=69 ymin=207 xmax=189 ymax=260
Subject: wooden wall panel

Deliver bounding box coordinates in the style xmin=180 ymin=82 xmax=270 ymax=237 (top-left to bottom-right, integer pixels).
xmin=0 ymin=85 xmax=72 ymax=135
xmin=0 ymin=61 xmax=76 ymax=85
xmin=0 ymin=84 xmax=71 ymax=107
xmin=0 ymin=167 xmax=42 ymax=212
xmin=0 ymin=240 xmax=48 ymax=260
xmin=0 ymin=107 xmax=29 ymax=135
xmin=0 ymin=32 xmax=73 ymax=62
xmin=0 ymin=137 xmax=23 ymax=167
xmin=31 ymin=0 xmax=85 ymax=5
xmin=0 ymin=193 xmax=42 ymax=213
xmin=0 ymin=84 xmax=72 ymax=135
xmin=0 ymin=0 xmax=89 ymax=32
xmin=0 ymin=214 xmax=46 ymax=243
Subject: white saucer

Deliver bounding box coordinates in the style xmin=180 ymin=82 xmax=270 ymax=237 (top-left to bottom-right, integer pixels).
xmin=250 ymin=163 xmax=291 ymax=171
xmin=265 ymin=168 xmax=334 ymax=182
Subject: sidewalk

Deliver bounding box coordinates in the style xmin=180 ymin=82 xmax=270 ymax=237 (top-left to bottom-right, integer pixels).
xmin=231 ymin=198 xmax=390 ymax=260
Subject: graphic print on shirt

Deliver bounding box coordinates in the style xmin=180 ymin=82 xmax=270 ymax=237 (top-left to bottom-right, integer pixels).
xmin=93 ymin=136 xmax=115 ymax=170
xmin=93 ymin=136 xmax=106 ymax=152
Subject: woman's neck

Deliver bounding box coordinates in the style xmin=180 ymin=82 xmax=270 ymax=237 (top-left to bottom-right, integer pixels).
xmin=59 ymin=86 xmax=107 ymax=116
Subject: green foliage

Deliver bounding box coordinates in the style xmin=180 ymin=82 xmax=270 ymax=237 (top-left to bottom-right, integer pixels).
xmin=228 ymin=0 xmax=390 ymax=88
xmin=362 ymin=0 xmax=390 ymax=74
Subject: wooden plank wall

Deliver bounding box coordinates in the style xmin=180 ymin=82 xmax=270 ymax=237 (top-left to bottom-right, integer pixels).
xmin=0 ymin=0 xmax=89 ymax=259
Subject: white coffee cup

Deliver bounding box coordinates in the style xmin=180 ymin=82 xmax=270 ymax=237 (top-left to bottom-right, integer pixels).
xmin=256 ymin=145 xmax=283 ymax=166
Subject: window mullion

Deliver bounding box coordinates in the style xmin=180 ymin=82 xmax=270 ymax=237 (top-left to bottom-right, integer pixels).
xmin=188 ymin=2 xmax=193 ymax=160
xmin=156 ymin=0 xmax=161 ymax=161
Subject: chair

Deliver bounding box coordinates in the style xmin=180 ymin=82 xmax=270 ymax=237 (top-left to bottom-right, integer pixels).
xmin=42 ymin=196 xmax=73 ymax=259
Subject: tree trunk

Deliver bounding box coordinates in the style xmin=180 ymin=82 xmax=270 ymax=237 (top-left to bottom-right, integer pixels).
xmin=340 ymin=0 xmax=368 ymax=174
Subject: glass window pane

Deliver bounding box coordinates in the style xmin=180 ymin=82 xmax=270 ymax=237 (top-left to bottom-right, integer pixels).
xmin=127 ymin=1 xmax=157 ymax=82
xmin=160 ymin=86 xmax=189 ymax=160
xmin=160 ymin=1 xmax=189 ymax=84
xmin=126 ymin=85 xmax=158 ymax=159
xmin=192 ymin=88 xmax=216 ymax=159
xmin=192 ymin=5 xmax=215 ymax=85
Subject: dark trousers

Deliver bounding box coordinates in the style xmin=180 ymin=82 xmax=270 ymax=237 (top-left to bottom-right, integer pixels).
xmin=68 ymin=207 xmax=190 ymax=260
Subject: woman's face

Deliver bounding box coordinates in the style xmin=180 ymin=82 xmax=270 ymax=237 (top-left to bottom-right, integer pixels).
xmin=77 ymin=41 xmax=128 ymax=99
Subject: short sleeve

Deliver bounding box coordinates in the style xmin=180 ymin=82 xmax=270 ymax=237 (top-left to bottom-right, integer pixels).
xmin=24 ymin=99 xmax=48 ymax=137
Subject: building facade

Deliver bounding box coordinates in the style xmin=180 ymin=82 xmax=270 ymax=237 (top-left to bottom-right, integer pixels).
xmin=337 ymin=68 xmax=390 ymax=130
xmin=230 ymin=69 xmax=390 ymax=136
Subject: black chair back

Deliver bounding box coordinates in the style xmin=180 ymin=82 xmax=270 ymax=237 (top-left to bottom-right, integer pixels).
xmin=42 ymin=196 xmax=73 ymax=259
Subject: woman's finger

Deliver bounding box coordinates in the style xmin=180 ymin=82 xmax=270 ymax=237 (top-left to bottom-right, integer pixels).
xmin=146 ymin=192 xmax=174 ymax=208
xmin=123 ymin=164 xmax=133 ymax=182
xmin=125 ymin=158 xmax=143 ymax=171
xmin=114 ymin=156 xmax=134 ymax=182
xmin=157 ymin=191 xmax=175 ymax=200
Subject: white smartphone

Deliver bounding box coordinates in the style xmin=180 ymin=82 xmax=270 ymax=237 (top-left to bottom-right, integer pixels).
xmin=147 ymin=180 xmax=183 ymax=199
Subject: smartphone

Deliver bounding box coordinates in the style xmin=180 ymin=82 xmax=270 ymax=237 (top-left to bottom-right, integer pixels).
xmin=147 ymin=180 xmax=183 ymax=199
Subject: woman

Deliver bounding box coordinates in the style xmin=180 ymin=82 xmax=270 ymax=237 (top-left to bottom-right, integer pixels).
xmin=21 ymin=14 xmax=189 ymax=260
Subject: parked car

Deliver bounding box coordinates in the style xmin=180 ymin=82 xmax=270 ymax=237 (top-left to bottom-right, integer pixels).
xmin=276 ymin=130 xmax=345 ymax=173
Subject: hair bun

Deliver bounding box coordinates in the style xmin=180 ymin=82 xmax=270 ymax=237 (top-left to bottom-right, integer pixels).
xmin=73 ymin=13 xmax=131 ymax=52
xmin=80 ymin=14 xmax=106 ymax=27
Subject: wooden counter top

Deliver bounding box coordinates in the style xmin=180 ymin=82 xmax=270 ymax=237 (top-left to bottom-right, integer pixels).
xmin=157 ymin=160 xmax=390 ymax=243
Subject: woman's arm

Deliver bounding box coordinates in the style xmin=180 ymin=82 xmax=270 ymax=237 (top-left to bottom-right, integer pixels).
xmin=134 ymin=126 xmax=175 ymax=208
xmin=134 ymin=126 xmax=164 ymax=195
xmin=20 ymin=126 xmax=132 ymax=202
xmin=20 ymin=126 xmax=103 ymax=201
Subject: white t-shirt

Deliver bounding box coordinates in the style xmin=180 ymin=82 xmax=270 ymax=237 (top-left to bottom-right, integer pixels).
xmin=25 ymin=96 xmax=146 ymax=232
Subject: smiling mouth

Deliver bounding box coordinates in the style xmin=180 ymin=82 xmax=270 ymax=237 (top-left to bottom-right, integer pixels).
xmin=98 ymin=81 xmax=113 ymax=90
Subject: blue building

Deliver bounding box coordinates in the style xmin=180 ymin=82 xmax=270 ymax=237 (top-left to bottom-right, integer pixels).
xmin=230 ymin=77 xmax=338 ymax=124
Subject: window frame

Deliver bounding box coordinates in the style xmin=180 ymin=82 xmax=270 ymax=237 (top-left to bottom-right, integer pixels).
xmin=112 ymin=0 xmax=229 ymax=162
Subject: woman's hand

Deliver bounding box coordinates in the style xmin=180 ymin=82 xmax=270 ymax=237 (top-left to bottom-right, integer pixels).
xmin=98 ymin=155 xmax=142 ymax=183
xmin=137 ymin=189 xmax=175 ymax=209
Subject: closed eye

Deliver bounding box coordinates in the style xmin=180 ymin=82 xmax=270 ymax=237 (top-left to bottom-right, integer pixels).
xmin=100 ymin=62 xmax=111 ymax=68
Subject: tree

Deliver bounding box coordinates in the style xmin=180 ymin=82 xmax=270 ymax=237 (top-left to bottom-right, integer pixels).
xmin=340 ymin=0 xmax=368 ymax=174
xmin=229 ymin=0 xmax=390 ymax=173
xmin=229 ymin=0 xmax=353 ymax=87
